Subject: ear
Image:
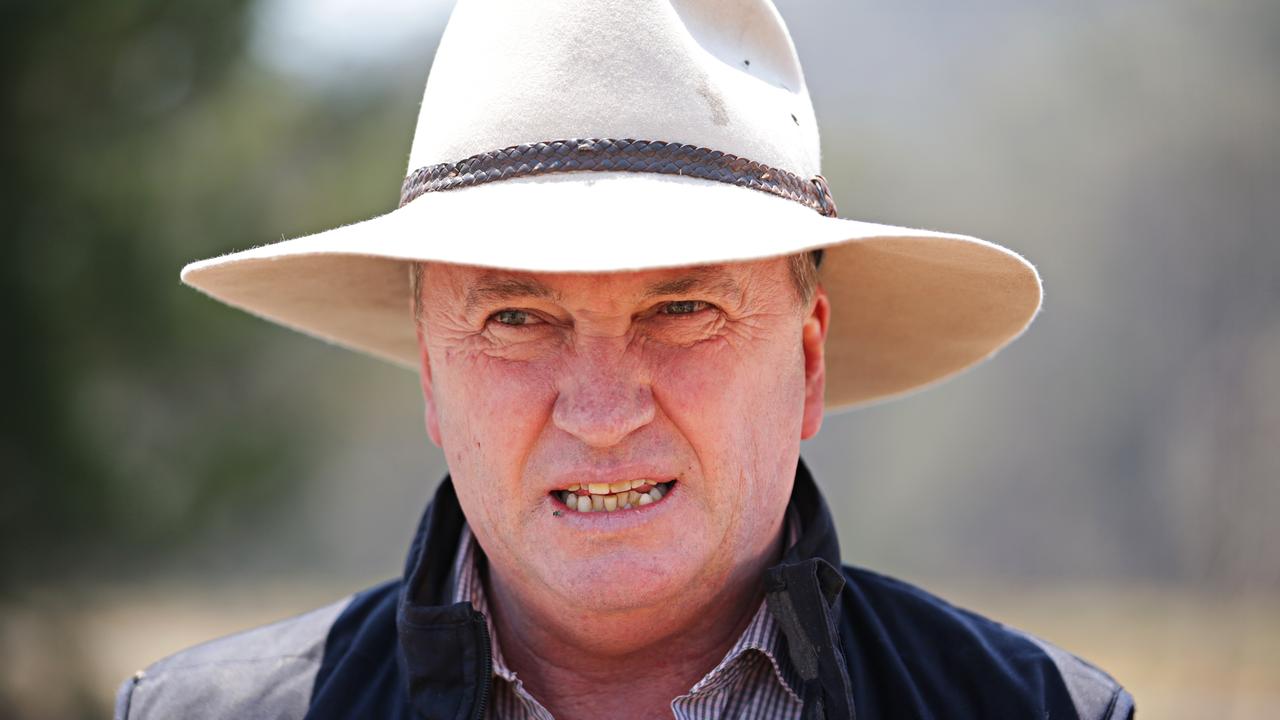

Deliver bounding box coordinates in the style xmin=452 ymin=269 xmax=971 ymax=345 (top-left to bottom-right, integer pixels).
xmin=414 ymin=300 xmax=444 ymax=448
xmin=800 ymin=286 xmax=830 ymax=440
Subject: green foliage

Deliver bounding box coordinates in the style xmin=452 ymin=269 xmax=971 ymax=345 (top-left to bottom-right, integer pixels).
xmin=0 ymin=0 xmax=395 ymax=588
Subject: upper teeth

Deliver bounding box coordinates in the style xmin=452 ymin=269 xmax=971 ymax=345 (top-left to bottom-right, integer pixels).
xmin=557 ymin=480 xmax=669 ymax=513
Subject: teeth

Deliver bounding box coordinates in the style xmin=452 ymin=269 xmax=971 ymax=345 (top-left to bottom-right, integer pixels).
xmin=567 ymin=484 xmax=580 ymax=492
xmin=556 ymin=481 xmax=674 ymax=513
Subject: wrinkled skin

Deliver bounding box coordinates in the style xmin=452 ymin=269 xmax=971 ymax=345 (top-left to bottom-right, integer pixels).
xmin=414 ymin=257 xmax=829 ymax=720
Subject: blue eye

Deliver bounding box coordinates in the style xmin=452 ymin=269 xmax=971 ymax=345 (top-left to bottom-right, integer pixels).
xmin=492 ymin=309 xmax=532 ymax=326
xmin=661 ymin=300 xmax=708 ymax=315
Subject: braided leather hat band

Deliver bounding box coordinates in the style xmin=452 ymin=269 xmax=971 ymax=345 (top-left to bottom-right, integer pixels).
xmin=399 ymin=138 xmax=838 ymax=218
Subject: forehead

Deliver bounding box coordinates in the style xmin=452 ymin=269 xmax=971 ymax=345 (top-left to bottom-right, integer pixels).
xmin=421 ymin=258 xmax=791 ymax=310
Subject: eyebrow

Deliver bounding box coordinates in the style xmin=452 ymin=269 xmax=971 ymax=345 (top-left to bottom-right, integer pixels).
xmin=464 ymin=275 xmax=558 ymax=314
xmin=642 ymin=268 xmax=743 ymax=302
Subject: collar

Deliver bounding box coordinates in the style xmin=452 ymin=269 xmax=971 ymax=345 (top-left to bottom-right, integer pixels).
xmin=395 ymin=459 xmax=854 ymax=720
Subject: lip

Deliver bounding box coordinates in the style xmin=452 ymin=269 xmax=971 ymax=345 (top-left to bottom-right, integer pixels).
xmin=542 ymin=464 xmax=680 ymax=494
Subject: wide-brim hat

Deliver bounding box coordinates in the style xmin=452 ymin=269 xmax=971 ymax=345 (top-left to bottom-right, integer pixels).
xmin=181 ymin=0 xmax=1041 ymax=411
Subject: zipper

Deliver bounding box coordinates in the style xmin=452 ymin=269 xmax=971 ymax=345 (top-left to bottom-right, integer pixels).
xmin=471 ymin=611 xmax=493 ymax=720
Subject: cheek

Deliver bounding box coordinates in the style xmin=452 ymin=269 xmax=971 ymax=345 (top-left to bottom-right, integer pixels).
xmin=431 ymin=351 xmax=563 ymax=568
xmin=653 ymin=331 xmax=805 ymax=433
xmin=432 ymin=350 xmax=559 ymax=485
xmin=651 ymin=330 xmax=806 ymax=519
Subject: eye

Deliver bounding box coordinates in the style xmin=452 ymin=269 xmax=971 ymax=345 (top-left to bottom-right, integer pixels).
xmin=489 ymin=309 xmax=540 ymax=326
xmin=660 ymin=300 xmax=711 ymax=316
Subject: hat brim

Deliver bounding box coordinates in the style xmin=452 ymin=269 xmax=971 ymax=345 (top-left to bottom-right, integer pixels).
xmin=181 ymin=171 xmax=1041 ymax=410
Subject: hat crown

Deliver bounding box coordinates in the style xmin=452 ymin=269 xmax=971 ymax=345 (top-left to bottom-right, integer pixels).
xmin=408 ymin=0 xmax=821 ymax=177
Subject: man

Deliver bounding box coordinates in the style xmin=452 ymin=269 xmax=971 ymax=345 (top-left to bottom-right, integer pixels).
xmin=117 ymin=0 xmax=1134 ymax=718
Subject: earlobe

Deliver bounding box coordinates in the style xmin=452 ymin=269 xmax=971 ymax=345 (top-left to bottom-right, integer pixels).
xmin=800 ymin=288 xmax=830 ymax=440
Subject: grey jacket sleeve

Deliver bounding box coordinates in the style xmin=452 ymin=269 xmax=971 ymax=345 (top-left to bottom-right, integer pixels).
xmin=1023 ymin=633 xmax=1136 ymax=719
xmin=114 ymin=671 xmax=139 ymax=720
xmin=113 ymin=596 xmax=351 ymax=720
xmin=1106 ymin=687 xmax=1137 ymax=719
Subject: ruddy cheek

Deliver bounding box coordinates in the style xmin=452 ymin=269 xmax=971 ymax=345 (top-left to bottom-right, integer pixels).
xmin=457 ymin=358 xmax=558 ymax=461
xmin=435 ymin=350 xmax=551 ymax=455
xmin=651 ymin=344 xmax=743 ymax=415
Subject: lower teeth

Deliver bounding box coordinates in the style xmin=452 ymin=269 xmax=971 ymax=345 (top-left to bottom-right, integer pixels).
xmin=558 ymin=482 xmax=671 ymax=513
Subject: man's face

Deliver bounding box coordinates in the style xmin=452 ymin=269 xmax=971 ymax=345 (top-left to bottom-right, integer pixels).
xmin=414 ymin=257 xmax=828 ymax=618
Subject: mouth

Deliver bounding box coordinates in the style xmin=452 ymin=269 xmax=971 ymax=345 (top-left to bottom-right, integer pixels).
xmin=552 ymin=479 xmax=676 ymax=513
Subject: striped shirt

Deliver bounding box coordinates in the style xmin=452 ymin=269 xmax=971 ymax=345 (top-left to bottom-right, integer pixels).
xmin=450 ymin=524 xmax=804 ymax=720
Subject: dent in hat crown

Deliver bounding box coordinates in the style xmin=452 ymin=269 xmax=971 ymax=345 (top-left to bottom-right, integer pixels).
xmin=407 ymin=0 xmax=822 ymax=178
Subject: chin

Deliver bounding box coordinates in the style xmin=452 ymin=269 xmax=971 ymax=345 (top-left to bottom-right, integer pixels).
xmin=534 ymin=542 xmax=713 ymax=614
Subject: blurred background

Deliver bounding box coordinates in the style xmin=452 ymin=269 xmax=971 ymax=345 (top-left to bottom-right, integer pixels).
xmin=3 ymin=0 xmax=1277 ymax=717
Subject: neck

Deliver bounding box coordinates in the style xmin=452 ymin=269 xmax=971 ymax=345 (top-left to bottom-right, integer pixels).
xmin=483 ymin=529 xmax=785 ymax=720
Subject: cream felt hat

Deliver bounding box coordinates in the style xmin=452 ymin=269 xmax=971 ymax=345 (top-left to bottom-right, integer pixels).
xmin=181 ymin=0 xmax=1041 ymax=410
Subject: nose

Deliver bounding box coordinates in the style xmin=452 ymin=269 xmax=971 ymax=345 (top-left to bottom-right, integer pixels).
xmin=552 ymin=347 xmax=655 ymax=448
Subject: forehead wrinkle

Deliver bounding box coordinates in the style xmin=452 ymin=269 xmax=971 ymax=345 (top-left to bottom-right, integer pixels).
xmin=463 ymin=273 xmax=559 ymax=314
